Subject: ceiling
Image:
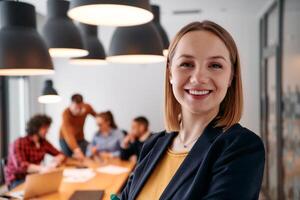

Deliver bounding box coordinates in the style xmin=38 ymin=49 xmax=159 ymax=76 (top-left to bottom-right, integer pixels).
xmin=24 ymin=0 xmax=273 ymax=18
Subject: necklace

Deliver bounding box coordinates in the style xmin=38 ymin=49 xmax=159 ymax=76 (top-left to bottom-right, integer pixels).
xmin=177 ymin=133 xmax=199 ymax=148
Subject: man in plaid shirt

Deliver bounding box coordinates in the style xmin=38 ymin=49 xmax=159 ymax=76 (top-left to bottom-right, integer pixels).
xmin=4 ymin=114 xmax=65 ymax=190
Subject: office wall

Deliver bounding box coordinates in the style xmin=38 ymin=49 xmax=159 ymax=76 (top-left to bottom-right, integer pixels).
xmin=28 ymin=13 xmax=260 ymax=149
xmin=282 ymin=1 xmax=300 ymax=198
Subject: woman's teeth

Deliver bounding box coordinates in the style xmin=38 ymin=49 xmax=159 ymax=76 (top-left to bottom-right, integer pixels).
xmin=188 ymin=90 xmax=210 ymax=95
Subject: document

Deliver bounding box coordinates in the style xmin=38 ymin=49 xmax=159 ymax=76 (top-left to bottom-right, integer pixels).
xmin=63 ymin=168 xmax=96 ymax=183
xmin=97 ymin=165 xmax=129 ymax=175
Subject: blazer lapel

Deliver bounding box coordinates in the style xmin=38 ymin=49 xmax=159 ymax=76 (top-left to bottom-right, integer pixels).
xmin=131 ymin=132 xmax=177 ymax=199
xmin=160 ymin=124 xmax=222 ymax=200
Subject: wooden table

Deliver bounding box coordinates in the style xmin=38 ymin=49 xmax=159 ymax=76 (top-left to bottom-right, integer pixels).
xmin=10 ymin=158 xmax=135 ymax=200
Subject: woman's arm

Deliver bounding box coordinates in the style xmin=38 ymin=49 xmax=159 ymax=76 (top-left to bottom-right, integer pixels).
xmin=86 ymin=135 xmax=98 ymax=157
xmin=202 ymin=132 xmax=265 ymax=200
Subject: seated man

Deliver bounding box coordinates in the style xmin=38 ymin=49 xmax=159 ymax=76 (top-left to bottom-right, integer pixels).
xmin=86 ymin=111 xmax=124 ymax=159
xmin=120 ymin=116 xmax=152 ymax=161
xmin=5 ymin=114 xmax=65 ymax=190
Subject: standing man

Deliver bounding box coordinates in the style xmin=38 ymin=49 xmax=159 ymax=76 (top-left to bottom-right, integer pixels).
xmin=59 ymin=94 xmax=96 ymax=160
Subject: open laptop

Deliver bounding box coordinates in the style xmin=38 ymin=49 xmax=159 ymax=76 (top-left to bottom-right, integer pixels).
xmin=10 ymin=170 xmax=63 ymax=199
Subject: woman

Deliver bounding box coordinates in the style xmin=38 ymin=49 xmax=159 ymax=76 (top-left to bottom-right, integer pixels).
xmin=87 ymin=111 xmax=124 ymax=158
xmin=120 ymin=21 xmax=265 ymax=200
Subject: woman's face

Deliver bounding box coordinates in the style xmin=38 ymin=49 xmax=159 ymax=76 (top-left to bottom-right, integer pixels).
xmin=169 ymin=30 xmax=232 ymax=116
xmin=96 ymin=117 xmax=110 ymax=133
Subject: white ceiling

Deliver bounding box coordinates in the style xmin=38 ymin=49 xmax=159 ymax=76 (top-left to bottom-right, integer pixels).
xmin=24 ymin=0 xmax=273 ymax=18
xmin=151 ymin=0 xmax=272 ymax=16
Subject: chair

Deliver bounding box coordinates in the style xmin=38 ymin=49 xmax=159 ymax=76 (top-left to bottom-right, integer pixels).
xmin=0 ymin=158 xmax=8 ymax=193
xmin=0 ymin=158 xmax=7 ymax=184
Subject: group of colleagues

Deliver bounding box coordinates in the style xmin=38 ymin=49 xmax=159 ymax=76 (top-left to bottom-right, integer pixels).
xmin=4 ymin=93 xmax=151 ymax=190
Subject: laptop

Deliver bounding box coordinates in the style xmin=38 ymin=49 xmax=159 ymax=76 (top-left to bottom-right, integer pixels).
xmin=10 ymin=170 xmax=63 ymax=199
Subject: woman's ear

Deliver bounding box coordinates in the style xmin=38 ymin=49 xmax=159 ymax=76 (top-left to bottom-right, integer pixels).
xmin=168 ymin=65 xmax=173 ymax=84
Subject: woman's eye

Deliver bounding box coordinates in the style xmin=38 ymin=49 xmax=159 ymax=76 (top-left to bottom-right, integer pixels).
xmin=210 ymin=63 xmax=222 ymax=69
xmin=179 ymin=62 xmax=193 ymax=67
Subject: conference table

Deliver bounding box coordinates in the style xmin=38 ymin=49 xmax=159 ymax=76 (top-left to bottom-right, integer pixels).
xmin=10 ymin=158 xmax=136 ymax=200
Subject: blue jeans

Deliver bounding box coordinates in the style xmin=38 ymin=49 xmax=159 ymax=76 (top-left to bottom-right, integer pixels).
xmin=59 ymin=139 xmax=89 ymax=157
xmin=8 ymin=178 xmax=25 ymax=190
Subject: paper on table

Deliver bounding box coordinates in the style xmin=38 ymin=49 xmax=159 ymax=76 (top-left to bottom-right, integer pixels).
xmin=63 ymin=168 xmax=96 ymax=183
xmin=97 ymin=165 xmax=129 ymax=175
xmin=7 ymin=191 xmax=24 ymax=199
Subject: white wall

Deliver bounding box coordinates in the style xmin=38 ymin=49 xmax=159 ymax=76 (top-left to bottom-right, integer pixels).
xmin=8 ymin=77 xmax=31 ymax=143
xmin=28 ymin=13 xmax=261 ymax=149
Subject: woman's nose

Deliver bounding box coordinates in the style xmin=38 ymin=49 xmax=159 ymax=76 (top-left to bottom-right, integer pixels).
xmin=189 ymin=66 xmax=210 ymax=84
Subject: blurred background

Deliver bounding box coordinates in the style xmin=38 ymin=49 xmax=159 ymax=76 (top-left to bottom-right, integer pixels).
xmin=0 ymin=0 xmax=299 ymax=199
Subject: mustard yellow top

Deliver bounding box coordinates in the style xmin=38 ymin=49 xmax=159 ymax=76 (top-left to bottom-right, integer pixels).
xmin=136 ymin=148 xmax=188 ymax=200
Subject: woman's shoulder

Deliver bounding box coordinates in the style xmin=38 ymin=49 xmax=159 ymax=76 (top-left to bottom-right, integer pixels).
xmin=223 ymin=123 xmax=262 ymax=141
xmin=112 ymin=128 xmax=125 ymax=138
xmin=214 ymin=123 xmax=265 ymax=153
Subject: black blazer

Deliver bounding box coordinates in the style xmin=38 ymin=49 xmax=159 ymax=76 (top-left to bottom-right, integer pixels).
xmin=120 ymin=123 xmax=265 ymax=200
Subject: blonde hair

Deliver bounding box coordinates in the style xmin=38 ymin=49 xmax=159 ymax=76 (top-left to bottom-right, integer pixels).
xmin=164 ymin=21 xmax=243 ymax=132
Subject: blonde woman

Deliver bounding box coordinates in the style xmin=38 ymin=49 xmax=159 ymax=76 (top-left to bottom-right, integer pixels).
xmin=120 ymin=21 xmax=265 ymax=200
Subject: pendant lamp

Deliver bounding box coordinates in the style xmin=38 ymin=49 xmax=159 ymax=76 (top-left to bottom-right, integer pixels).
xmin=152 ymin=5 xmax=170 ymax=56
xmin=0 ymin=1 xmax=54 ymax=76
xmin=70 ymin=23 xmax=107 ymax=65
xmin=107 ymin=22 xmax=165 ymax=64
xmin=42 ymin=0 xmax=88 ymax=58
xmin=68 ymin=0 xmax=153 ymax=26
xmin=38 ymin=79 xmax=61 ymax=104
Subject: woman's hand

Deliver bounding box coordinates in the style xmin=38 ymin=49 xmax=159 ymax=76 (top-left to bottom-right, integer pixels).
xmin=91 ymin=146 xmax=98 ymax=155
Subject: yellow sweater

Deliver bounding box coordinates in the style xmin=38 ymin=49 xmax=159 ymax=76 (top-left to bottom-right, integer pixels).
xmin=136 ymin=148 xmax=188 ymax=200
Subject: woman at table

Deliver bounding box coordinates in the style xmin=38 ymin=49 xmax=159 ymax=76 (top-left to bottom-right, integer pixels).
xmin=120 ymin=21 xmax=265 ymax=200
xmin=86 ymin=111 xmax=124 ymax=159
xmin=5 ymin=114 xmax=65 ymax=190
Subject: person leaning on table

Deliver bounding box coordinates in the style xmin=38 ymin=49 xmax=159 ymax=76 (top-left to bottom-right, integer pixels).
xmin=4 ymin=114 xmax=65 ymax=190
xmin=119 ymin=21 xmax=265 ymax=200
xmin=59 ymin=94 xmax=96 ymax=160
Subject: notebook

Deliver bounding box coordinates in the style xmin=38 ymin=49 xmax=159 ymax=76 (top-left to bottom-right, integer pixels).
xmin=69 ymin=190 xmax=104 ymax=200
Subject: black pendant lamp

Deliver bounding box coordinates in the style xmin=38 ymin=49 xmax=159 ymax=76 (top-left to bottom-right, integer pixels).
xmin=68 ymin=0 xmax=153 ymax=26
xmin=152 ymin=5 xmax=170 ymax=56
xmin=107 ymin=22 xmax=165 ymax=64
xmin=70 ymin=23 xmax=107 ymax=65
xmin=38 ymin=79 xmax=61 ymax=104
xmin=0 ymin=1 xmax=54 ymax=76
xmin=42 ymin=0 xmax=88 ymax=58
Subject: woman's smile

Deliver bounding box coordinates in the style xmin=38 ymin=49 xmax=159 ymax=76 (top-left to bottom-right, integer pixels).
xmin=184 ymin=89 xmax=212 ymax=100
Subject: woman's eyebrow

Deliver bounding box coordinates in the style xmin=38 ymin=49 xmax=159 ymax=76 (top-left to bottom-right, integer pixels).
xmin=176 ymin=54 xmax=195 ymax=59
xmin=208 ymin=55 xmax=229 ymax=62
xmin=175 ymin=54 xmax=230 ymax=63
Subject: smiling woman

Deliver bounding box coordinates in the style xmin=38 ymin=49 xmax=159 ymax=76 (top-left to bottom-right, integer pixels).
xmin=119 ymin=21 xmax=265 ymax=200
